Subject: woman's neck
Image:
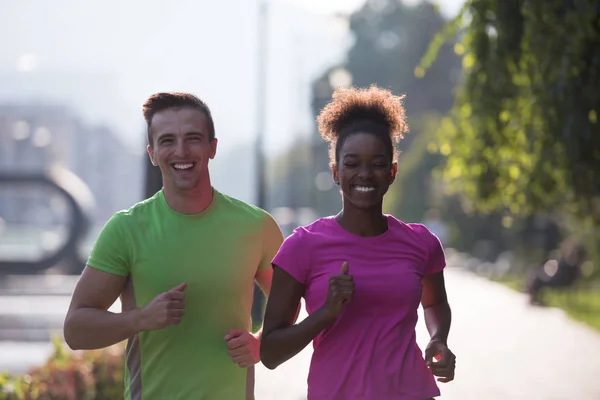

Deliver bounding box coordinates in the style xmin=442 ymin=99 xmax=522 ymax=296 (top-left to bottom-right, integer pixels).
xmin=335 ymin=202 xmax=388 ymax=237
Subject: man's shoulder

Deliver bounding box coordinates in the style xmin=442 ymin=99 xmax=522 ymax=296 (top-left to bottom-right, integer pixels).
xmin=104 ymin=192 xmax=162 ymax=228
xmin=216 ymin=191 xmax=271 ymax=222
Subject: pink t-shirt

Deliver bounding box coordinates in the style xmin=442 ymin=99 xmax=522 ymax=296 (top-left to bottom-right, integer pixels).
xmin=271 ymin=215 xmax=446 ymax=400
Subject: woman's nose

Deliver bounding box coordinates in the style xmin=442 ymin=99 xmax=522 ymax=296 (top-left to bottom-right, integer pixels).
xmin=358 ymin=164 xmax=373 ymax=178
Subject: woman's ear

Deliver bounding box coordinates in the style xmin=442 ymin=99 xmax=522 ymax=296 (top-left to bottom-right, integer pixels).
xmin=331 ymin=163 xmax=339 ymax=185
xmin=390 ymin=162 xmax=398 ymax=184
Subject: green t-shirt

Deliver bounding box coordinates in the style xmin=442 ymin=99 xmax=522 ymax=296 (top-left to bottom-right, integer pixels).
xmin=87 ymin=188 xmax=283 ymax=400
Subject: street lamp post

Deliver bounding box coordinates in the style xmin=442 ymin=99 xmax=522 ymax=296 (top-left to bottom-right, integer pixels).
xmin=251 ymin=0 xmax=269 ymax=326
xmin=255 ymin=0 xmax=268 ymax=213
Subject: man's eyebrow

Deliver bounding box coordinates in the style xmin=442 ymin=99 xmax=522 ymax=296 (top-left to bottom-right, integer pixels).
xmin=185 ymin=131 xmax=205 ymax=137
xmin=157 ymin=131 xmax=205 ymax=140
xmin=157 ymin=132 xmax=175 ymax=140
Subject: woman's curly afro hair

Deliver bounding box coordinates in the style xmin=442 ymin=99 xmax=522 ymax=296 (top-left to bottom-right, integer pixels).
xmin=316 ymin=85 xmax=408 ymax=165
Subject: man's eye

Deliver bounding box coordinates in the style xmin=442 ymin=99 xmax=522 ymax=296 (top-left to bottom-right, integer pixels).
xmin=344 ymin=163 xmax=357 ymax=167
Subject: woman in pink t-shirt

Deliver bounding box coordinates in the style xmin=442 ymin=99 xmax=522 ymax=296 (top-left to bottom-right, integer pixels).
xmin=260 ymin=86 xmax=456 ymax=400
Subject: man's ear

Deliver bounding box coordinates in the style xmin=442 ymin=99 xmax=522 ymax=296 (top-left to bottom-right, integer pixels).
xmin=147 ymin=145 xmax=158 ymax=166
xmin=209 ymin=138 xmax=218 ymax=160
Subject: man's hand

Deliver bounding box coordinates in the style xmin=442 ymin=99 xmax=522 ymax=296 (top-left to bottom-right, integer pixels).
xmin=225 ymin=329 xmax=260 ymax=368
xmin=137 ymin=283 xmax=187 ymax=331
xmin=321 ymin=261 xmax=354 ymax=322
xmin=424 ymin=339 xmax=456 ymax=383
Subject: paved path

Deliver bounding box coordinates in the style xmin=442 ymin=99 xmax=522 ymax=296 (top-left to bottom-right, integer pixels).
xmin=2 ymin=267 xmax=600 ymax=399
xmin=254 ymin=267 xmax=600 ymax=400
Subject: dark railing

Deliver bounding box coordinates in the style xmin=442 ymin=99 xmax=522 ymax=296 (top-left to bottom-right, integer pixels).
xmin=0 ymin=167 xmax=94 ymax=275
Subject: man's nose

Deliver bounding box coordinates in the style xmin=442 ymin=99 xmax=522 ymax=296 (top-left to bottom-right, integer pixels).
xmin=174 ymin=139 xmax=190 ymax=156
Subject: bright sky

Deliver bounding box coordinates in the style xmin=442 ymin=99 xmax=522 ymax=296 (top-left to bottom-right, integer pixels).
xmin=282 ymin=0 xmax=367 ymax=15
xmin=0 ymin=0 xmax=464 ymax=157
xmin=282 ymin=0 xmax=464 ymax=17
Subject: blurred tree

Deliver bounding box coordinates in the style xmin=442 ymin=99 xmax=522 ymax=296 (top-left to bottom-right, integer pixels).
xmin=421 ymin=0 xmax=600 ymax=226
xmin=389 ymin=113 xmax=444 ymax=222
xmin=310 ymin=0 xmax=461 ymax=220
xmin=344 ymin=0 xmax=459 ymax=117
xmin=312 ymin=0 xmax=460 ymax=129
xmin=267 ymin=136 xmax=314 ymax=211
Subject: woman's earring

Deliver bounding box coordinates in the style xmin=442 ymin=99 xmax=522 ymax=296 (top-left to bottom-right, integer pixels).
xmin=335 ymin=180 xmax=340 ymax=185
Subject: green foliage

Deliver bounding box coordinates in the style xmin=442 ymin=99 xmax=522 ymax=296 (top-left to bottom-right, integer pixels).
xmin=267 ymin=137 xmax=321 ymax=212
xmin=344 ymin=1 xmax=460 ymax=116
xmin=0 ymin=336 xmax=125 ymax=400
xmin=0 ymin=373 xmax=28 ymax=400
xmin=311 ymin=0 xmax=460 ymax=118
xmin=384 ymin=113 xmax=444 ymax=222
xmin=420 ymin=0 xmax=600 ymax=224
xmin=494 ymin=276 xmax=600 ymax=332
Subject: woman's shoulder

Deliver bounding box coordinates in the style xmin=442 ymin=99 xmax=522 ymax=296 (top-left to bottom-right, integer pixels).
xmin=386 ymin=215 xmax=438 ymax=243
xmin=290 ymin=216 xmax=337 ymax=237
xmin=272 ymin=217 xmax=337 ymax=273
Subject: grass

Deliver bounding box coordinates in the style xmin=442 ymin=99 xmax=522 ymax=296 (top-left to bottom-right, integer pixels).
xmin=492 ymin=275 xmax=600 ymax=332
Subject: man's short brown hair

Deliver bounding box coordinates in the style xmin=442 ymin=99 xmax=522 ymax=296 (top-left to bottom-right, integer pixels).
xmin=142 ymin=92 xmax=215 ymax=146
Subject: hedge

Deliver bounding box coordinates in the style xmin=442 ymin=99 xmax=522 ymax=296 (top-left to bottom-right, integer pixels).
xmin=0 ymin=336 xmax=124 ymax=400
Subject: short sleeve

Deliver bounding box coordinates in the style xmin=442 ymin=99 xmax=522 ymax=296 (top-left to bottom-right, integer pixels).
xmin=86 ymin=212 xmax=132 ymax=276
xmin=271 ymin=227 xmax=310 ymax=285
xmin=425 ymin=229 xmax=446 ymax=276
xmin=258 ymin=212 xmax=284 ymax=271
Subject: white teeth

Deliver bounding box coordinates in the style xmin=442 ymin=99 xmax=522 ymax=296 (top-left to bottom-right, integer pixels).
xmin=355 ymin=186 xmax=375 ymax=192
xmin=174 ymin=163 xmax=194 ymax=170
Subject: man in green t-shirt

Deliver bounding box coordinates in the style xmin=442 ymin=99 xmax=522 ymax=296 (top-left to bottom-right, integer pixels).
xmin=63 ymin=92 xmax=284 ymax=399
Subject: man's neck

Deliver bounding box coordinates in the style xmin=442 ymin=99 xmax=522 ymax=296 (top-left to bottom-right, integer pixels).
xmin=163 ymin=180 xmax=214 ymax=215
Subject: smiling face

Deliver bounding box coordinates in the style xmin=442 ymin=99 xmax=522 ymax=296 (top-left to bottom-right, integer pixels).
xmin=332 ymin=132 xmax=397 ymax=211
xmin=147 ymin=107 xmax=217 ymax=193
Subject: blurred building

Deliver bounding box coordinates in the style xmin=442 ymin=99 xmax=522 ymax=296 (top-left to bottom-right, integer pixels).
xmin=0 ymin=104 xmax=143 ymax=228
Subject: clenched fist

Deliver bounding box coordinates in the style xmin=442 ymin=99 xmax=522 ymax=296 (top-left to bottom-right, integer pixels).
xmin=137 ymin=282 xmax=187 ymax=331
xmin=425 ymin=339 xmax=456 ymax=383
xmin=225 ymin=329 xmax=260 ymax=368
xmin=322 ymin=261 xmax=354 ymax=321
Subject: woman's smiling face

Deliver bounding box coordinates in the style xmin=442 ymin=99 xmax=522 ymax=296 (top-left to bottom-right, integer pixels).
xmin=333 ymin=132 xmax=397 ymax=210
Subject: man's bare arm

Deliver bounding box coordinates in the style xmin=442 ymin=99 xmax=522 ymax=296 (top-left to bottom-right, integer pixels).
xmin=64 ymin=266 xmax=187 ymax=350
xmin=255 ymin=268 xmax=273 ymax=297
xmin=63 ymin=266 xmax=139 ymax=350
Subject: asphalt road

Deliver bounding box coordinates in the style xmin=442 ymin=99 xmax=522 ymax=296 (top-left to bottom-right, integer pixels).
xmin=1 ymin=266 xmax=599 ymax=399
